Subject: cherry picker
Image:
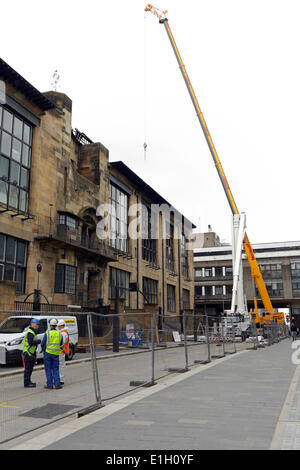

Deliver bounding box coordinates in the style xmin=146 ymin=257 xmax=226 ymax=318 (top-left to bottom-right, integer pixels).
xmin=145 ymin=4 xmax=284 ymax=327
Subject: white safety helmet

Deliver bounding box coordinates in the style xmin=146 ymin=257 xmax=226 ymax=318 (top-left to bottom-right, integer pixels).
xmin=57 ymin=319 xmax=66 ymax=327
xmin=49 ymin=318 xmax=58 ymax=326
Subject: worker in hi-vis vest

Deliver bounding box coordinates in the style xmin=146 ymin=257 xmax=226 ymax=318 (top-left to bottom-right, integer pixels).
xmin=41 ymin=318 xmax=63 ymax=389
xmin=22 ymin=318 xmax=41 ymax=388
xmin=58 ymin=319 xmax=70 ymax=385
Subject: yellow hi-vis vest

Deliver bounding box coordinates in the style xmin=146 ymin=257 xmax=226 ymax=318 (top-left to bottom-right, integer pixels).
xmin=45 ymin=329 xmax=62 ymax=356
xmin=22 ymin=328 xmax=37 ymax=356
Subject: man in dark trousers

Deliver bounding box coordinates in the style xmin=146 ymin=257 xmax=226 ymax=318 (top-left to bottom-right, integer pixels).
xmin=291 ymin=317 xmax=298 ymax=341
xmin=41 ymin=318 xmax=63 ymax=390
xmin=22 ymin=318 xmax=41 ymax=388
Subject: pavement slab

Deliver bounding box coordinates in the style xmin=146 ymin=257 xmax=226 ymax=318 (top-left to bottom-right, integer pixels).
xmin=7 ymin=339 xmax=300 ymax=450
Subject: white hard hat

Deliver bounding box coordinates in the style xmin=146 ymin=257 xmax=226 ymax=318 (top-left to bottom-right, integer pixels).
xmin=57 ymin=319 xmax=66 ymax=327
xmin=50 ymin=318 xmax=58 ymax=326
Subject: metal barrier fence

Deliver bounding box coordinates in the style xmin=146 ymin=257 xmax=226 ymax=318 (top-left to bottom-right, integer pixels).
xmin=0 ymin=309 xmax=289 ymax=445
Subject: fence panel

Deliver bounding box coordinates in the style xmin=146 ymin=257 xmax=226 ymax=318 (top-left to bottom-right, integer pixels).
xmin=95 ymin=312 xmax=155 ymax=398
xmin=0 ymin=311 xmax=99 ymax=445
xmin=223 ymin=326 xmax=236 ymax=355
xmin=185 ymin=314 xmax=211 ymax=366
xmin=206 ymin=317 xmax=226 ymax=360
xmin=154 ymin=315 xmax=188 ymax=377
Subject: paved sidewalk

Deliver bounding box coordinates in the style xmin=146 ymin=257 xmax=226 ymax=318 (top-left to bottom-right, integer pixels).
xmin=9 ymin=338 xmax=297 ymax=450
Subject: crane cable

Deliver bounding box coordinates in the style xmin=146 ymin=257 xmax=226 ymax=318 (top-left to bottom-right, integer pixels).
xmin=143 ymin=11 xmax=148 ymax=160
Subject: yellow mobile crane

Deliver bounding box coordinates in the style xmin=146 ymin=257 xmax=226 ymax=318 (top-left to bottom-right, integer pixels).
xmin=145 ymin=4 xmax=284 ymax=327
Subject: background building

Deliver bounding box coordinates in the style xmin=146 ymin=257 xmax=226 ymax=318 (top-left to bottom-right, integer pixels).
xmin=194 ymin=231 xmax=300 ymax=318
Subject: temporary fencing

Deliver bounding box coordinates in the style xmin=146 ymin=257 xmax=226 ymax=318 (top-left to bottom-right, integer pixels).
xmin=263 ymin=322 xmax=288 ymax=346
xmin=0 ymin=309 xmax=289 ymax=445
xmin=154 ymin=314 xmax=188 ymax=376
xmin=185 ymin=313 xmax=211 ymax=366
xmin=0 ymin=310 xmax=102 ymax=445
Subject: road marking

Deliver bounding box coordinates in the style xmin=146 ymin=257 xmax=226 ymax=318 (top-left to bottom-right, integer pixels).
xmin=0 ymin=403 xmax=20 ymax=409
xmin=191 ymin=397 xmax=214 ymax=401
xmin=124 ymin=420 xmax=154 ymax=426
xmin=178 ymin=418 xmax=207 ymax=425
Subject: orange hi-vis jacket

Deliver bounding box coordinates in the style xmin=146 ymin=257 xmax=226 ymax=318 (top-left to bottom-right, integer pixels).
xmin=60 ymin=328 xmax=70 ymax=355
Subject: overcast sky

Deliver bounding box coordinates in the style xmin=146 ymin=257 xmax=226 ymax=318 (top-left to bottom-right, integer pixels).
xmin=2 ymin=0 xmax=300 ymax=245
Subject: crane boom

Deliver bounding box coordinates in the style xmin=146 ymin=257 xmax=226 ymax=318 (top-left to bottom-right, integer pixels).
xmin=145 ymin=4 xmax=275 ymax=315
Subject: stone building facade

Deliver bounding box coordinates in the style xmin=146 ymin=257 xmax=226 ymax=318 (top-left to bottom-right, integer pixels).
xmin=194 ymin=232 xmax=300 ymax=317
xmin=0 ymin=58 xmax=194 ymax=318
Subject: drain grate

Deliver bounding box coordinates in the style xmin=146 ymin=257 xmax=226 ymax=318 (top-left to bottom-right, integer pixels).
xmin=20 ymin=403 xmax=80 ymax=419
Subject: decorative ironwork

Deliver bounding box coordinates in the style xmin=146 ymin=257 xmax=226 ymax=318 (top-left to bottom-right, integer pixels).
xmin=72 ymin=128 xmax=93 ymax=146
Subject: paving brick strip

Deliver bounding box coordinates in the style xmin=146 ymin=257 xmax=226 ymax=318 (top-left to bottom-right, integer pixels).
xmin=9 ymin=339 xmax=297 ymax=450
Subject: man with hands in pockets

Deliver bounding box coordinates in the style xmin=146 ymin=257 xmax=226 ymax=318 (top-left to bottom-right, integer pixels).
xmin=58 ymin=319 xmax=70 ymax=385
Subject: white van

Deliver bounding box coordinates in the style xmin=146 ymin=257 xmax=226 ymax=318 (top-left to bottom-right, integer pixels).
xmin=0 ymin=316 xmax=78 ymax=365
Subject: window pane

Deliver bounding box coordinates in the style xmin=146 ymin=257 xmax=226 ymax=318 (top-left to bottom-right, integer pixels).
xmin=4 ymin=264 xmax=15 ymax=281
xmin=6 ymin=237 xmax=16 ymax=262
xmin=1 ymin=131 xmax=11 ymax=157
xmin=23 ymin=124 xmax=31 ymax=145
xmin=2 ymin=110 xmax=13 ymax=132
xmin=0 ymin=235 xmax=4 ymax=260
xmin=66 ymin=215 xmax=77 ymax=229
xmin=0 ymin=181 xmax=7 ymax=204
xmin=9 ymin=185 xmax=19 ymax=208
xmin=215 ymin=267 xmax=223 ymax=277
xmin=19 ymin=190 xmax=28 ymax=212
xmin=12 ymin=138 xmax=22 ymax=162
xmin=0 ymin=263 xmax=3 ymax=280
xmin=13 ymin=117 xmax=23 ymax=140
xmin=20 ymin=168 xmax=29 ymax=189
xmin=16 ymin=241 xmax=26 ymax=265
xmin=0 ymin=156 xmax=9 ymax=178
xmin=10 ymin=161 xmax=20 ymax=184
xmin=59 ymin=214 xmax=66 ymax=225
xmin=22 ymin=144 xmax=30 ymax=167
xmin=65 ymin=266 xmax=76 ymax=294
xmin=15 ymin=267 xmax=25 ymax=293
xmin=54 ymin=264 xmax=65 ymax=293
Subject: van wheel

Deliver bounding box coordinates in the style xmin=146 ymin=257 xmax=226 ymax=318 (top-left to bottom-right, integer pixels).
xmin=66 ymin=345 xmax=75 ymax=361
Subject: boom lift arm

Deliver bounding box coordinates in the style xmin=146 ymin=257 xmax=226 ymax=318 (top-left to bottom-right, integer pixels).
xmin=145 ymin=4 xmax=276 ymax=317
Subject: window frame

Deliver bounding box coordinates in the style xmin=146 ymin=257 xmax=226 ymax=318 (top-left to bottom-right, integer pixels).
xmin=167 ymin=284 xmax=176 ymax=313
xmin=142 ymin=203 xmax=157 ymax=264
xmin=109 ymin=183 xmax=128 ymax=253
xmin=181 ymin=234 xmax=188 ymax=278
xmin=182 ymin=288 xmax=190 ymax=310
xmin=54 ymin=263 xmax=77 ymax=295
xmin=109 ymin=267 xmax=130 ymax=307
xmin=0 ymin=233 xmax=27 ymax=293
xmin=143 ymin=277 xmax=158 ymax=305
xmin=0 ymin=105 xmax=33 ymax=214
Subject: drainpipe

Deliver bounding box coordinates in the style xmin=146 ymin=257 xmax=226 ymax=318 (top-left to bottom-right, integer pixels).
xmin=135 ymin=191 xmax=139 ymax=309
